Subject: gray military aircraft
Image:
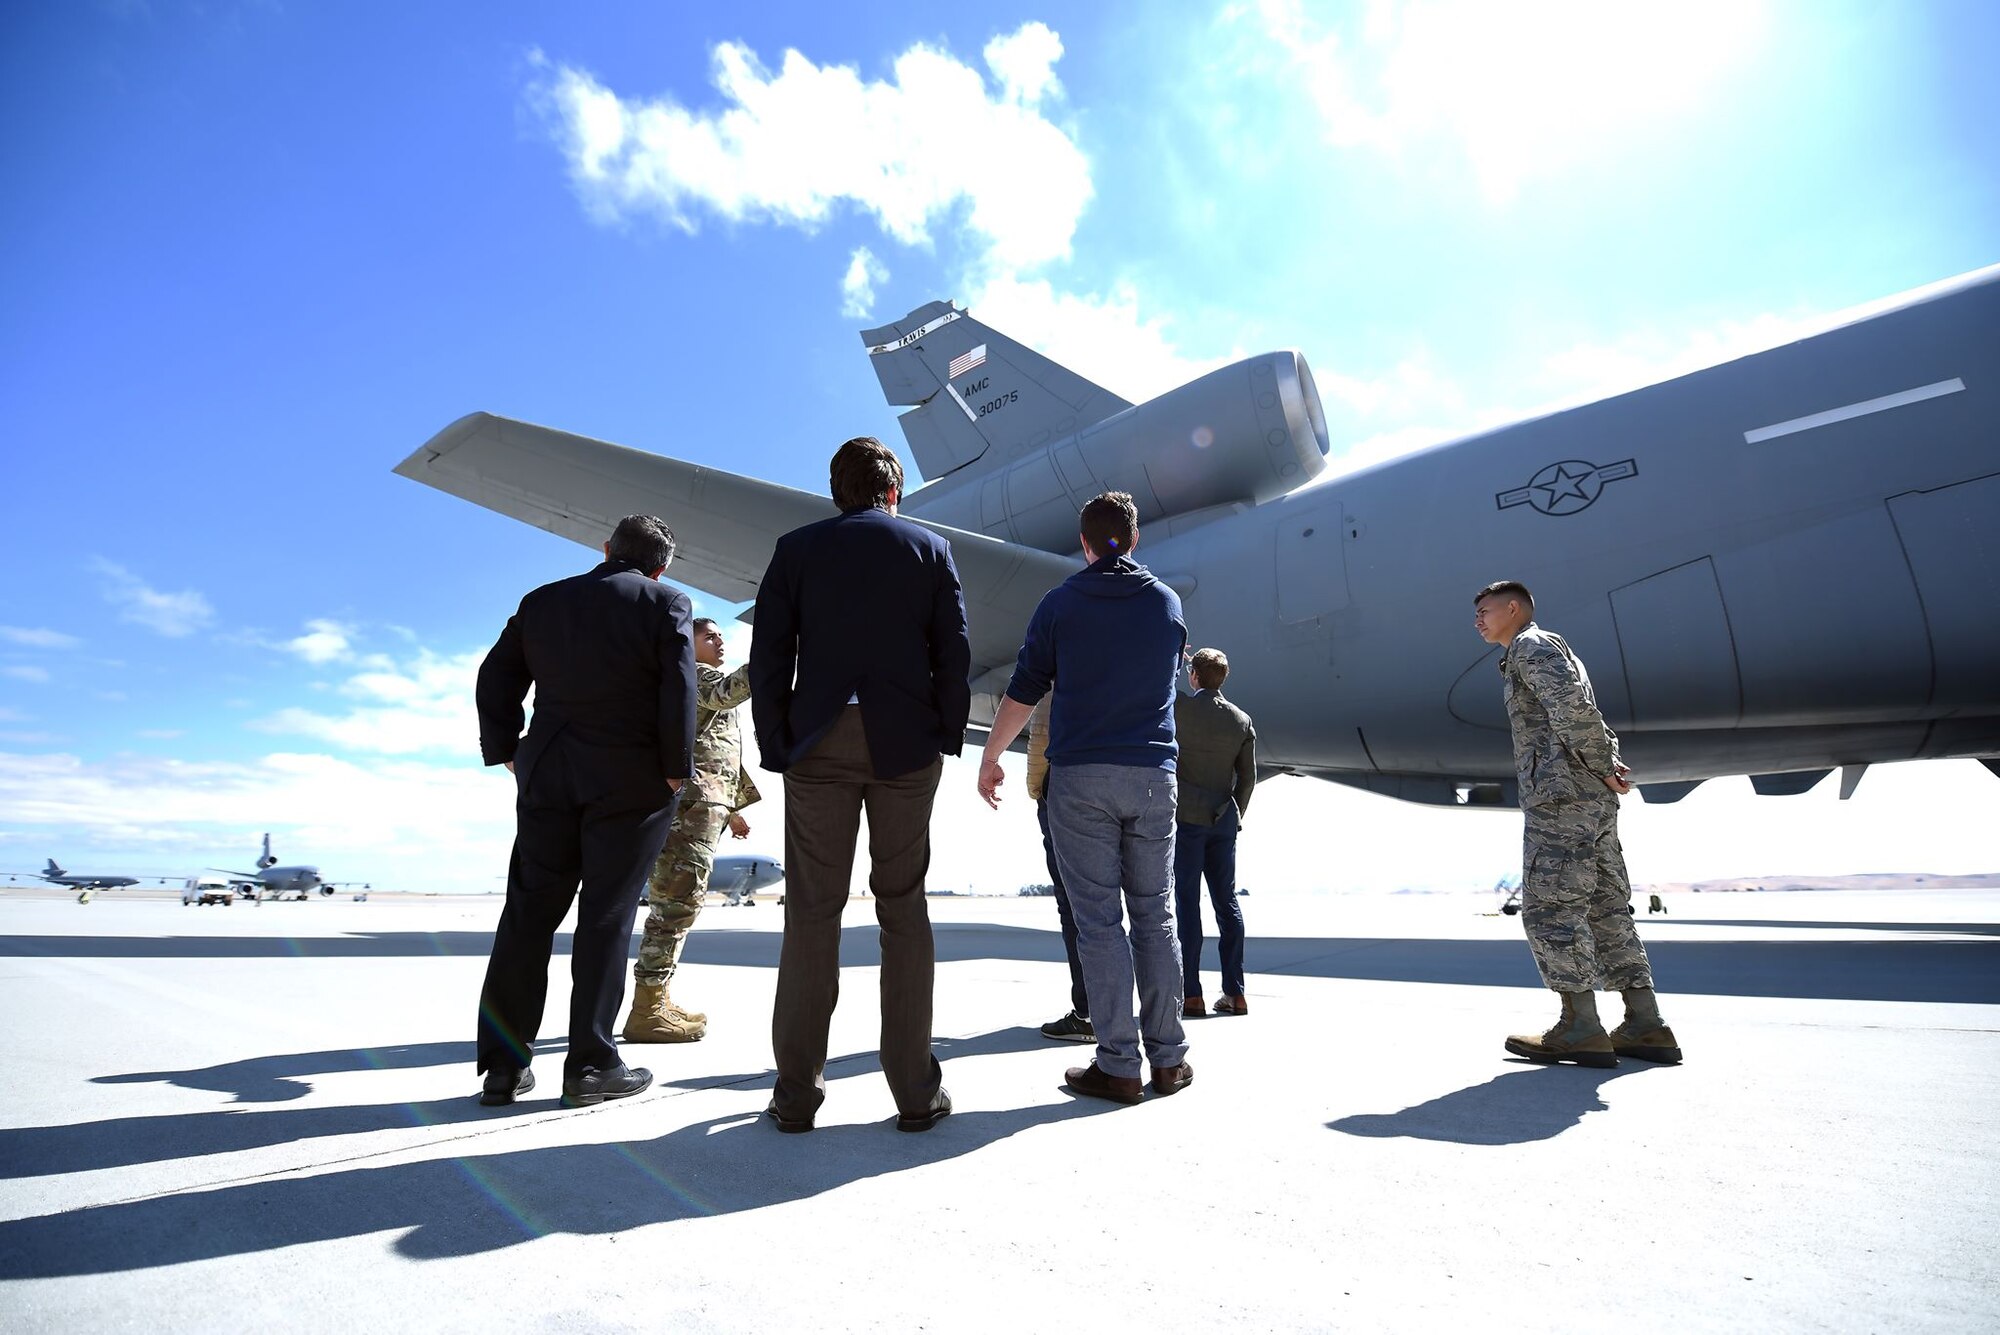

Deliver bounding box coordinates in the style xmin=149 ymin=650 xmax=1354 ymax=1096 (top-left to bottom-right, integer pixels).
xmin=30 ymin=860 xmax=141 ymax=901
xmin=709 ymin=853 xmax=784 ymax=906
xmin=394 ymin=266 xmax=2000 ymax=808
xmin=214 ymin=834 xmax=364 ymax=901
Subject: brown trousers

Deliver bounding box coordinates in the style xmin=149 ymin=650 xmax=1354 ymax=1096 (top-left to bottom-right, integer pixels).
xmin=771 ymin=707 xmax=944 ymax=1121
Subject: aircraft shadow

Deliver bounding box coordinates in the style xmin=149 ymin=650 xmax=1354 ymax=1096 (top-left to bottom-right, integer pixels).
xmin=0 ymin=1098 xmax=1113 ymax=1279
xmin=18 ymin=1027 xmax=1054 ymax=1182
xmin=1328 ymin=1061 xmax=1655 ymax=1146
xmin=6 ymin=926 xmax=1995 ymax=1003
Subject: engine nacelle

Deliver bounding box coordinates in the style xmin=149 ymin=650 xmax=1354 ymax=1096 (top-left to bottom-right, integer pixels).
xmin=904 ymin=351 xmax=1329 ymax=553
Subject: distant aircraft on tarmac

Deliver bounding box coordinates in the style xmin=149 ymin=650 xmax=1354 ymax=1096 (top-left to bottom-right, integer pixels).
xmin=710 ymin=854 xmax=783 ymax=906
xmin=30 ymin=860 xmax=141 ymax=902
xmin=396 ymin=267 xmax=2000 ymax=809
xmin=214 ymin=834 xmax=367 ymax=902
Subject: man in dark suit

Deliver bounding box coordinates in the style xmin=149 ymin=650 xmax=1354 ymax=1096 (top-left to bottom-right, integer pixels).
xmin=749 ymin=437 xmax=971 ymax=1133
xmin=473 ymin=515 xmax=697 ymax=1109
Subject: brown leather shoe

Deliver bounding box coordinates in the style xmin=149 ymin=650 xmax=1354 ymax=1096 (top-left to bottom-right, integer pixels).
xmin=1182 ymin=997 xmax=1206 ymax=1018
xmin=1065 ymin=1062 xmax=1144 ymax=1105
xmin=1150 ymin=1061 xmax=1194 ymax=1096
xmin=1212 ymin=995 xmax=1249 ymax=1016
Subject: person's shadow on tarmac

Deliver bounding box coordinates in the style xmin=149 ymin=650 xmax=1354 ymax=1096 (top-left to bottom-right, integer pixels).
xmin=0 ymin=1099 xmax=1109 ymax=1278
xmin=0 ymin=1024 xmax=1109 ymax=1277
xmin=1327 ymin=1060 xmax=1657 ymax=1145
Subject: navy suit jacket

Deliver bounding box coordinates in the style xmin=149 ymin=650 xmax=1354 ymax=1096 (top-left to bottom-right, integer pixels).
xmin=476 ymin=559 xmax=697 ymax=792
xmin=749 ymin=506 xmax=972 ymax=779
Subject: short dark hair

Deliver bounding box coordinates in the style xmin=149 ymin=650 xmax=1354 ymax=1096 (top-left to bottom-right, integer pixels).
xmin=1080 ymin=491 xmax=1138 ymax=557
xmin=829 ymin=436 xmax=904 ymax=512
xmin=608 ymin=515 xmax=676 ymax=571
xmin=692 ymin=617 xmax=718 ymax=634
xmin=1474 ymin=580 xmax=1533 ymax=611
xmin=1190 ymin=647 xmax=1229 ymax=690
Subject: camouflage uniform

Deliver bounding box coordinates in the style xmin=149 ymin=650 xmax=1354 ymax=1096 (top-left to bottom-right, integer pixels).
xmin=1501 ymin=623 xmax=1654 ymax=994
xmin=633 ymin=661 xmax=760 ymax=987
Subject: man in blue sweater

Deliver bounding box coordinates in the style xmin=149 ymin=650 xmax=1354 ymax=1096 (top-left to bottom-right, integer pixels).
xmin=977 ymin=492 xmax=1193 ymax=1105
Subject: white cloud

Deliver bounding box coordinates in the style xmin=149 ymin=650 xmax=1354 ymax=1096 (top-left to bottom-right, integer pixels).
xmin=0 ymin=706 xmax=28 ymax=722
xmin=0 ymin=730 xmax=65 ymax=745
xmin=961 ymin=274 xmax=1235 ymax=404
xmin=840 ymin=245 xmax=889 ymax=319
xmin=983 ymin=22 xmax=1065 ymax=105
xmin=1239 ymin=0 xmax=1767 ymax=203
xmin=251 ymin=648 xmax=484 ymax=757
xmin=0 ymin=626 xmax=81 ymax=649
xmin=137 ymin=728 xmax=186 ymax=740
xmin=533 ymin=25 xmax=1090 ymax=273
xmin=90 ymin=559 xmax=216 ymax=638
xmin=2 ymin=665 xmax=51 ymax=684
xmin=280 ymin=618 xmax=357 ymax=665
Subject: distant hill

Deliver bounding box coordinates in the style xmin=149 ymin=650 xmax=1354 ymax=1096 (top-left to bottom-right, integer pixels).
xmin=1637 ymin=873 xmax=2000 ymax=894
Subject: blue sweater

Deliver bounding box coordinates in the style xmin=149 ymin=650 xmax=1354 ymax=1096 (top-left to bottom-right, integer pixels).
xmin=1004 ymin=555 xmax=1186 ymax=771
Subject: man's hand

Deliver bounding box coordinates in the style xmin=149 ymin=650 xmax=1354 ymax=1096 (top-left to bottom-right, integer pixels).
xmin=977 ymin=757 xmax=1007 ymax=809
xmin=503 ymin=761 xmax=515 ymax=775
xmin=727 ymin=812 xmax=750 ymax=839
xmin=1602 ymin=763 xmax=1633 ymax=795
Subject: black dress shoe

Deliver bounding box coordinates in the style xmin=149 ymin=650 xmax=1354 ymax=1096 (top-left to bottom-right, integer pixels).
xmin=896 ymin=1088 xmax=953 ymax=1133
xmin=560 ymin=1065 xmax=653 ymax=1108
xmin=765 ymin=1102 xmax=814 ymax=1134
xmin=479 ymin=1067 xmax=535 ymax=1106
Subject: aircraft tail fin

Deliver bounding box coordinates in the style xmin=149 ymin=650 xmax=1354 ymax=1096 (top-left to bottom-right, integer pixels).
xmin=258 ymin=833 xmax=277 ymax=870
xmin=45 ymin=859 xmax=62 ymax=877
xmin=861 ymin=301 xmax=1132 ymax=484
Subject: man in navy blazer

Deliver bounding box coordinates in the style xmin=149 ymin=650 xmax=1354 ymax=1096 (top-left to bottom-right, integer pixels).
xmin=749 ymin=436 xmax=971 ymax=1133
xmin=473 ymin=514 xmax=697 ymax=1109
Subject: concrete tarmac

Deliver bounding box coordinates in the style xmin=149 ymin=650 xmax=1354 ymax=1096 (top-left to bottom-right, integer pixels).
xmin=1 ymin=889 xmax=1995 ymax=1333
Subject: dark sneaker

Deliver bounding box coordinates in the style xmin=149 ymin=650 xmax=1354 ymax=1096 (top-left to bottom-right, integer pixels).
xmin=1040 ymin=1010 xmax=1095 ymax=1043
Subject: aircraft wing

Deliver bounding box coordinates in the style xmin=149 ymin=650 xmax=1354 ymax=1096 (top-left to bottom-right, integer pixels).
xmin=394 ymin=412 xmax=1075 ymax=684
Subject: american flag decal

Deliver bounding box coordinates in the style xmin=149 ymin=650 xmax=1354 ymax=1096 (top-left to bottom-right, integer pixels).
xmin=948 ymin=344 xmax=988 ymax=380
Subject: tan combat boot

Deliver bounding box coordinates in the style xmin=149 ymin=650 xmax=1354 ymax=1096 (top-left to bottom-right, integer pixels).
xmin=1610 ymin=987 xmax=1682 ymax=1063
xmin=621 ymin=982 xmax=708 ymax=1043
xmin=1505 ymin=991 xmax=1618 ymax=1068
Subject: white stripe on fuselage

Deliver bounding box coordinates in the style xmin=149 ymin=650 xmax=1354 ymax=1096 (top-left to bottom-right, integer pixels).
xmin=1744 ymin=377 xmax=1966 ymax=444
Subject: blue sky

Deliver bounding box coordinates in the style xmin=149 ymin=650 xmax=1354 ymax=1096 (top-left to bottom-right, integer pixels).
xmin=2 ymin=1 xmax=1995 ymax=891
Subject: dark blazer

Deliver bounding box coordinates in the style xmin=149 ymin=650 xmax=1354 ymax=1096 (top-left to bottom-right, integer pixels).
xmin=476 ymin=559 xmax=697 ymax=788
xmin=749 ymin=506 xmax=971 ymax=779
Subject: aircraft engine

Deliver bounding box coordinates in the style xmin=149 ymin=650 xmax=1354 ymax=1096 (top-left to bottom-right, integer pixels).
xmin=907 ymin=351 xmax=1330 ymax=553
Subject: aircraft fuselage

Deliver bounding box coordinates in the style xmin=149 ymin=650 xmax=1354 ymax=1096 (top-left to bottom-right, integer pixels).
xmin=1139 ymin=270 xmax=2000 ymax=798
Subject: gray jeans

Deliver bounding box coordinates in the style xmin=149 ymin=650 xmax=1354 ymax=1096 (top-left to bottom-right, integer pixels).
xmin=1045 ymin=764 xmax=1188 ymax=1078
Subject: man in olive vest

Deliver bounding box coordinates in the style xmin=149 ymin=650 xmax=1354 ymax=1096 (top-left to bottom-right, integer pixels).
xmin=622 ymin=617 xmax=760 ymax=1043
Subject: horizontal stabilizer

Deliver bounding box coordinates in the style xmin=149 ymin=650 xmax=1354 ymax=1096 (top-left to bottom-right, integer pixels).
xmin=394 ymin=413 xmax=1078 ymax=677
xmin=1749 ymin=769 xmax=1832 ymax=796
xmin=861 ymin=301 xmax=1131 ymax=484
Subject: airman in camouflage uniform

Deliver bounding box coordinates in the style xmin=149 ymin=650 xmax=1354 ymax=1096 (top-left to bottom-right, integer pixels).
xmin=622 ymin=618 xmax=761 ymax=1043
xmin=1474 ymin=580 xmax=1682 ymax=1067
